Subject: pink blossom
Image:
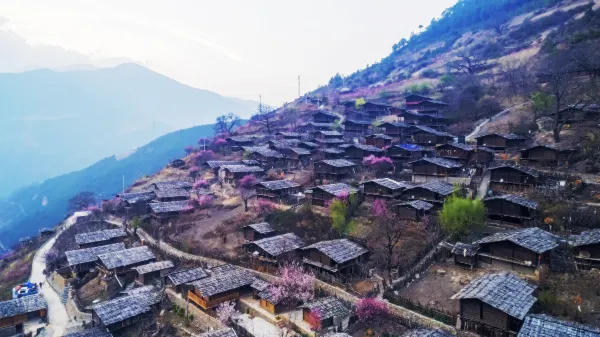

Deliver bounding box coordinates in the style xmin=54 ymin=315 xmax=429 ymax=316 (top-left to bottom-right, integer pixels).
xmin=215 ymin=301 xmax=236 ymax=325
xmin=305 ymin=309 xmax=322 ymax=331
xmin=197 ymin=195 xmax=213 ymax=208
xmin=371 ymin=199 xmax=391 ymax=218
xmin=255 ymin=199 xmax=277 ymax=215
xmin=269 ymin=262 xmax=314 ymax=304
xmin=356 ymin=297 xmax=390 ymax=324
xmin=184 ymin=145 xmax=195 ymax=155
xmin=193 ymin=180 xmax=209 ymax=189
xmin=194 ymin=150 xmax=216 ymax=164
xmin=86 ymin=205 xmax=101 ymax=214
xmin=214 ymin=138 xmax=228 ymax=145
xmin=335 ymin=190 xmax=350 ymax=200
xmin=363 ymin=155 xmax=394 ymax=173
xmin=239 ymin=175 xmax=258 ymax=189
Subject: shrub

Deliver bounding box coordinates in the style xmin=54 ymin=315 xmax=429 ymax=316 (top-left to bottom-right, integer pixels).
xmin=356 ymin=297 xmax=390 ymax=325
xmin=193 ymin=180 xmax=209 ymax=189
xmin=439 ymin=192 xmax=486 ymax=239
xmin=421 ymin=69 xmax=439 ymax=79
xmin=256 ymin=199 xmax=277 ymax=215
xmin=194 ymin=150 xmax=216 ymax=164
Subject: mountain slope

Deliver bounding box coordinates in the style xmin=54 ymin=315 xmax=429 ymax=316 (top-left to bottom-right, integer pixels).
xmin=0 ymin=63 xmax=257 ymax=196
xmin=0 ymin=123 xmax=215 ymax=250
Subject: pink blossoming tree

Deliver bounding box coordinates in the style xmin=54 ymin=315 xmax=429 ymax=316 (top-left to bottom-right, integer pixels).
xmin=215 ymin=301 xmax=237 ymax=325
xmin=238 ymin=175 xmax=257 ymax=212
xmin=269 ymin=262 xmax=314 ymax=305
xmin=305 ymin=309 xmax=322 ymax=332
xmin=255 ymin=199 xmax=277 ymax=215
xmin=189 ymin=165 xmax=201 ymax=181
xmin=355 ymin=297 xmax=390 ymax=326
xmin=194 ymin=150 xmax=216 ymax=165
xmin=371 ymin=199 xmax=392 ymax=219
xmin=363 ymin=155 xmax=395 ymax=176
xmin=197 ymin=195 xmax=214 ymax=215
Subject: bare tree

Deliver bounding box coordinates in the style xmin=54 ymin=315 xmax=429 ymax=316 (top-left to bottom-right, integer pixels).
xmin=369 ymin=208 xmax=408 ymax=280
xmin=253 ymin=104 xmax=276 ymax=134
xmin=498 ymin=59 xmax=532 ymax=97
xmin=67 ymin=191 xmax=98 ymax=214
xmin=448 ymin=51 xmax=487 ymax=75
xmin=214 ymin=112 xmax=241 ymax=135
xmin=281 ymin=108 xmax=300 ymax=130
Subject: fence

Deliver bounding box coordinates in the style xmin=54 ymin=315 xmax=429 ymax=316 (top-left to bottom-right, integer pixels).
xmin=383 ymin=290 xmax=457 ymax=326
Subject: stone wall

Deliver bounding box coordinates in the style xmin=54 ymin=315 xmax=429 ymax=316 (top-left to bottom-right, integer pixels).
xmin=165 ymin=289 xmax=223 ymax=331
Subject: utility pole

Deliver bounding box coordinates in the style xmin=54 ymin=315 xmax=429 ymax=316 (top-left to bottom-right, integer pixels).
xmin=298 ymin=75 xmax=301 ymax=98
xmin=122 ymin=175 xmax=125 ymax=193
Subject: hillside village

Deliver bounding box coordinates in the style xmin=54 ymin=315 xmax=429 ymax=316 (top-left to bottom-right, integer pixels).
xmin=2 ymin=0 xmax=600 ymax=337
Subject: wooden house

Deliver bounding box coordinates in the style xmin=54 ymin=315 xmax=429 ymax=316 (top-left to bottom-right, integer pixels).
xmin=474 ymin=133 xmax=527 ymax=151
xmin=242 ymin=222 xmax=277 ymax=241
xmin=379 ymin=121 xmax=411 ymax=140
xmin=226 ymin=136 xmax=255 ymax=150
xmin=199 ymin=328 xmax=238 ymax=337
xmin=344 ymin=144 xmax=384 ymax=160
xmin=314 ymin=159 xmax=357 ymax=181
xmin=313 ymin=111 xmax=340 ymax=124
xmin=386 ymin=144 xmax=433 ymax=162
xmin=397 ymin=110 xmax=449 ymax=129
xmin=569 ymin=229 xmax=600 ymax=269
xmin=166 ymin=267 xmax=209 ymax=293
xmin=219 ymin=165 xmax=265 ymax=184
xmin=0 ymin=295 xmax=47 ymax=336
xmin=98 ymin=246 xmax=157 ymax=275
xmin=297 ymin=122 xmax=336 ymax=134
xmin=393 ymin=200 xmax=434 ymax=221
xmin=488 ymin=165 xmax=540 ymax=191
xmin=451 ymin=242 xmax=478 ymax=269
xmin=345 ymin=109 xmax=371 ymax=121
xmin=474 ymin=227 xmax=558 ymax=274
xmin=483 ymin=194 xmax=537 ymax=226
xmin=316 ymin=138 xmax=347 ymax=148
xmin=154 ymin=189 xmax=190 ymax=202
xmin=245 ymin=148 xmax=286 ymax=170
xmin=403 ymin=181 xmax=454 ymax=205
xmin=66 ymin=243 xmax=126 ymax=275
xmin=360 ymin=101 xmax=393 ymax=119
xmin=269 ymin=139 xmax=301 ymax=151
xmin=315 ymin=130 xmax=343 ymax=141
xmin=283 ymin=147 xmax=311 ymax=168
xmin=117 ymin=191 xmax=155 ymax=216
xmin=342 ymin=120 xmax=371 ymax=135
xmin=404 ymin=94 xmax=449 ymax=112
xmin=410 ymin=157 xmax=463 ymax=183
xmin=255 ymin=180 xmax=302 ymax=203
xmin=275 ymin=131 xmax=301 ymax=140
xmin=436 ymin=143 xmax=495 ymax=166
xmin=301 ymin=239 xmax=369 ymax=278
xmin=519 ymin=144 xmax=575 ymax=165
xmin=519 ymin=313 xmax=600 ymax=337
xmin=151 ymin=180 xmax=193 ymax=191
xmin=363 ymin=178 xmax=412 ymax=200
xmin=320 ymin=148 xmax=345 ymax=159
xmin=365 ymin=134 xmax=393 ymax=148
xmin=298 ymin=141 xmax=319 ymax=151
xmin=92 ymin=286 xmax=162 ymax=332
xmin=133 ymin=260 xmax=175 ymax=285
xmin=257 ymin=290 xmax=287 ymax=315
xmin=300 ymin=297 xmax=351 ymax=331
xmin=309 ymin=183 xmax=360 ymax=207
xmin=402 ymin=329 xmax=453 ymax=337
xmin=243 ymin=233 xmax=304 ymax=265
xmin=186 ymin=268 xmax=255 ymax=310
xmin=407 ymin=125 xmax=454 ymax=145
xmin=451 ymin=272 xmax=536 ymax=336
xmin=75 ymin=228 xmax=128 ymax=249
xmin=149 ymin=200 xmax=192 ymax=225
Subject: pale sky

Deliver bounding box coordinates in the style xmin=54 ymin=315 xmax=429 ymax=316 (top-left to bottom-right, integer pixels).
xmin=0 ymin=0 xmax=457 ymax=105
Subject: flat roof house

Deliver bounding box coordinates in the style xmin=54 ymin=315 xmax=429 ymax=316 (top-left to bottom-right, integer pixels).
xmin=452 ymin=272 xmax=536 ymax=336
xmin=243 ymin=233 xmax=304 ymax=265
xmin=309 ymin=183 xmax=360 ymax=207
xmin=0 ymin=294 xmax=47 ymax=336
xmin=133 ymin=260 xmax=175 ymax=286
xmin=394 ymin=200 xmax=434 ymax=221
xmin=475 ymin=227 xmax=559 ymax=274
xmin=518 ymin=313 xmax=600 ymax=337
xmin=301 ymin=239 xmax=369 ymax=278
xmin=314 ymin=159 xmax=357 ymax=181
xmin=255 ymin=180 xmax=302 ymax=203
xmin=92 ymin=286 xmax=162 ymax=332
xmin=344 ymin=144 xmax=384 ymax=160
xmin=300 ymin=297 xmax=351 ymax=331
xmin=75 ymin=228 xmax=128 ymax=249
xmin=483 ymin=194 xmax=537 ymax=226
xmin=362 ymin=178 xmax=412 ymax=200
xmin=569 ymin=229 xmax=600 ymax=269
xmin=474 ymin=133 xmax=527 ymax=151
xmin=186 ymin=268 xmax=255 ymax=310
xmin=409 ymin=157 xmax=464 ymax=183
xmin=242 ymin=222 xmax=277 ymax=242
xmin=149 ymin=200 xmax=192 ymax=225
xmin=98 ymin=246 xmax=157 ymax=275
xmin=166 ymin=267 xmax=209 ymax=293
xmin=66 ymin=243 xmax=126 ymax=274
xmin=403 ymin=181 xmax=454 ymax=205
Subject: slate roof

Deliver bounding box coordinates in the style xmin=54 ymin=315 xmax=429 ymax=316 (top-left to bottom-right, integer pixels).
xmin=133 ymin=260 xmax=174 ymax=275
xmin=438 ymin=142 xmax=476 ymax=151
xmin=98 ymin=246 xmax=156 ymax=270
xmin=402 ymin=329 xmax=454 ymax=337
xmin=288 ymin=147 xmax=312 ymax=155
xmin=220 ymin=165 xmax=265 ymax=173
xmin=242 ymin=160 xmax=260 ymax=166
xmin=380 ymin=121 xmax=411 ymax=128
xmin=569 ymin=229 xmax=600 ymax=247
xmin=317 ymin=138 xmax=347 ymax=144
xmin=484 ymin=194 xmax=538 ymax=209
xmin=152 ymin=181 xmax=192 ymax=190
xmin=276 ymin=131 xmax=301 ymax=137
xmin=475 ymin=227 xmax=559 ymax=254
xmin=39 ymin=227 xmax=56 ymax=234
xmin=321 ymin=148 xmax=345 ymax=154
xmin=155 ymin=189 xmax=190 ymax=199
xmin=63 ymin=328 xmax=114 ymax=337
xmin=365 ymin=178 xmax=412 ymax=190
xmin=405 ymin=181 xmax=454 ymax=196
xmin=520 ymin=143 xmax=576 ymax=152
xmin=451 ymin=272 xmax=536 ymax=319
xmin=409 ymin=125 xmax=454 ymax=137
xmin=314 ymin=183 xmax=359 ymax=196
xmin=451 ymin=242 xmax=478 ymax=257
xmin=243 ymin=222 xmax=276 ymax=235
xmin=204 ymin=160 xmax=243 ymax=169
xmin=257 ymin=289 xmax=283 ymax=304
xmin=313 ymin=111 xmax=340 ymax=119
xmin=409 ymin=157 xmax=463 ymax=169
xmin=188 ymin=269 xmax=255 ymax=297
xmin=0 ymin=294 xmax=47 ymax=319
xmin=319 ymin=159 xmax=357 ymax=168
xmin=475 ymin=132 xmax=527 ymax=140
xmin=317 ymin=130 xmax=343 ymax=137
xmin=302 ymin=239 xmax=368 ymax=264
xmin=75 ymin=228 xmax=127 ymax=246
xmin=66 ymin=243 xmax=127 ymax=266
xmin=209 ymin=263 xmax=239 ymax=274
xmin=249 ymin=148 xmax=285 ymax=158
xmin=167 ymin=267 xmax=209 ymax=286
xmin=199 ymin=328 xmax=238 ymax=337
xmin=299 ymin=141 xmax=319 ymax=148
xmin=395 ymin=200 xmax=434 ymax=211
xmin=256 ymin=180 xmax=301 ymax=190
xmin=300 ymin=297 xmax=351 ymax=320
xmin=391 ymin=144 xmax=433 ymax=152
xmin=117 ymin=191 xmax=155 ymax=204
xmin=489 ymin=164 xmax=540 ymax=178
xmin=270 ymin=139 xmax=301 ymax=148
xmin=347 ymin=144 xmax=384 ymax=152
xmin=227 ymin=136 xmax=255 ymax=143
xmin=250 ymin=279 xmax=270 ymax=292
xmin=518 ymin=314 xmax=600 ymax=337
xmin=343 ymin=119 xmax=372 ymax=125
xmin=248 ymin=233 xmax=305 ymax=257
xmin=366 ymin=133 xmax=393 ymax=140
xmin=149 ymin=200 xmax=191 ymax=213
xmin=92 ymin=286 xmax=162 ymax=326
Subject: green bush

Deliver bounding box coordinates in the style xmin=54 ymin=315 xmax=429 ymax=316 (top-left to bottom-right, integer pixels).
xmin=438 ymin=192 xmax=486 ymax=239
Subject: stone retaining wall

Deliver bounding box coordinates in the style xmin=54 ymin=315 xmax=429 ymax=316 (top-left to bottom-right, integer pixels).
xmin=165 ymin=289 xmax=223 ymax=331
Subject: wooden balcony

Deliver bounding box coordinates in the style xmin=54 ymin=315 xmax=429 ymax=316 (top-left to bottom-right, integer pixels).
xmin=187 ymin=290 xmax=239 ymax=310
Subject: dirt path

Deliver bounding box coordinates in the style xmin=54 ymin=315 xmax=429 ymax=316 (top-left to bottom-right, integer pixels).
xmin=476 ymin=170 xmax=492 ymax=199
xmin=465 ymin=102 xmax=531 ymax=141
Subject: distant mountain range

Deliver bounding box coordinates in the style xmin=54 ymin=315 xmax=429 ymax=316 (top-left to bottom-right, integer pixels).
xmin=0 ymin=123 xmax=217 ymax=251
xmin=0 ymin=63 xmax=258 ymax=196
